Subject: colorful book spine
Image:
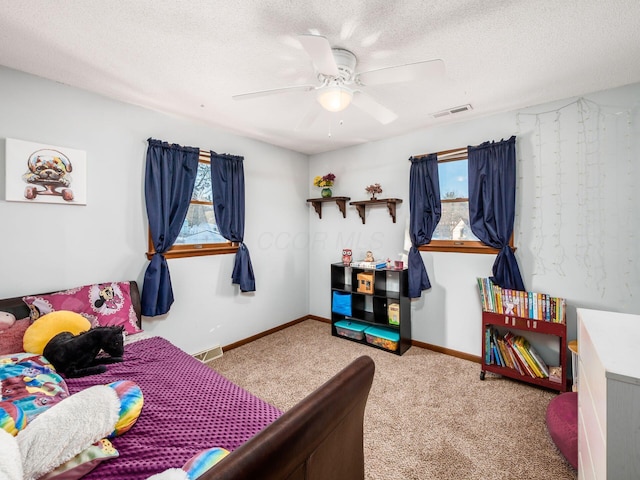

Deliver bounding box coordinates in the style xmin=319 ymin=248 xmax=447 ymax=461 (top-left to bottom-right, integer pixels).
xmin=505 ymin=342 xmax=523 ymax=375
xmin=484 ymin=326 xmax=492 ymax=364
xmin=504 ymin=332 xmax=536 ymax=378
xmin=490 ymin=328 xmax=503 ymax=366
xmin=477 ymin=278 xmax=567 ymax=324
xmin=514 ymin=338 xmax=543 ymax=378
xmin=515 ymin=336 xmax=550 ymax=378
xmin=492 ymin=343 xmax=501 ymax=367
xmin=526 ymin=343 xmax=550 ymax=378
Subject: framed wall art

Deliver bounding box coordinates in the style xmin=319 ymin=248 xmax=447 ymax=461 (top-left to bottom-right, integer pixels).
xmin=5 ymin=138 xmax=87 ymax=205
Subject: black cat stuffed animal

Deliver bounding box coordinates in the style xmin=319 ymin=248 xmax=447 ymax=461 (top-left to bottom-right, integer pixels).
xmin=43 ymin=325 xmax=125 ymax=378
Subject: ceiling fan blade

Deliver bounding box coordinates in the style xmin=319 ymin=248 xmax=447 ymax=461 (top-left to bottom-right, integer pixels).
xmin=298 ymin=34 xmax=339 ymax=77
xmin=295 ymin=105 xmax=321 ymax=131
xmin=352 ymin=91 xmax=398 ymax=125
xmin=233 ymin=84 xmax=316 ymax=101
xmin=356 ymin=59 xmax=445 ymax=86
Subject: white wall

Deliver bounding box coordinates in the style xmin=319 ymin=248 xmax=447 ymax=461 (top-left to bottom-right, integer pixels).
xmin=309 ymin=83 xmax=640 ymax=358
xmin=2 ymin=65 xmax=637 ymax=360
xmin=0 ymin=66 xmax=310 ymax=354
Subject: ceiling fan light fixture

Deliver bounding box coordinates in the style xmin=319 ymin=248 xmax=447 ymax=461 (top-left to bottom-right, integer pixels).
xmin=316 ymin=85 xmax=353 ymax=112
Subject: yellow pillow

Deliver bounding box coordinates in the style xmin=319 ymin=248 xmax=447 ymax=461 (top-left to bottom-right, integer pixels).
xmin=23 ymin=311 xmax=91 ymax=354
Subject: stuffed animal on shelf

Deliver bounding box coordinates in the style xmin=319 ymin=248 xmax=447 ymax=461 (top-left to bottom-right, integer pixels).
xmin=342 ymin=249 xmax=352 ymax=265
xmin=43 ymin=325 xmax=125 ymax=378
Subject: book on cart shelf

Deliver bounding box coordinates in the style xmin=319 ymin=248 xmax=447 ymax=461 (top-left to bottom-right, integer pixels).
xmin=487 ymin=326 xmax=551 ymax=379
xmin=476 ymin=277 xmax=566 ymax=324
xmin=504 ymin=330 xmax=536 ymax=377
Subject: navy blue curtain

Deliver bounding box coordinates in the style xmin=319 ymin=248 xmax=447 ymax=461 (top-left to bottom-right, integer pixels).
xmin=468 ymin=136 xmax=525 ymax=290
xmin=408 ymin=154 xmax=441 ymax=298
xmin=210 ymin=152 xmax=256 ymax=292
xmin=142 ymin=138 xmax=199 ymax=316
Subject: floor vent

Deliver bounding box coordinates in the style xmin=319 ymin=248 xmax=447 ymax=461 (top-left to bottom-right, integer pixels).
xmin=193 ymin=345 xmax=223 ymax=363
xmin=431 ymin=104 xmax=473 ymax=118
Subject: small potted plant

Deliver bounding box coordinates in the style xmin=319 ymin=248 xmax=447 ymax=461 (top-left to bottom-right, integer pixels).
xmin=314 ymin=173 xmax=336 ymax=198
xmin=365 ymin=183 xmax=382 ymax=200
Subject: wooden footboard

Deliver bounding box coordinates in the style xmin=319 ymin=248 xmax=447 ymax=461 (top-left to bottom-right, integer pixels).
xmin=202 ymin=355 xmax=375 ymax=480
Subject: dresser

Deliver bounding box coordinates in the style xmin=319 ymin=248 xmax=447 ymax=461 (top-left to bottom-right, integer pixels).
xmin=577 ymin=308 xmax=640 ymax=479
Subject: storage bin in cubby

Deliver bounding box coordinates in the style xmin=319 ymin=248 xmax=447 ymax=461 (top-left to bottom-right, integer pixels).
xmin=332 ymin=291 xmax=352 ymax=316
xmin=364 ymin=326 xmax=400 ymax=352
xmin=334 ymin=320 xmax=368 ymax=341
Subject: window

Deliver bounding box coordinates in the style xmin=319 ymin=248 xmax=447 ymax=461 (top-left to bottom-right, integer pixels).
xmin=146 ymin=150 xmax=238 ymax=259
xmin=419 ymin=147 xmax=512 ymax=254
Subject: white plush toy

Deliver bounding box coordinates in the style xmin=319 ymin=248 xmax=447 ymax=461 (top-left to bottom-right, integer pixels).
xmin=0 ymin=383 xmax=225 ymax=480
xmin=0 ymin=385 xmax=120 ymax=480
xmin=0 ymin=384 xmax=188 ymax=480
xmin=0 ymin=311 xmax=16 ymax=332
xmin=0 ymin=424 xmax=188 ymax=479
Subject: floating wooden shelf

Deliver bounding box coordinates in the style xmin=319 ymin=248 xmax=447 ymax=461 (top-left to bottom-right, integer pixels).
xmin=349 ymin=198 xmax=403 ymax=224
xmin=306 ymin=196 xmax=351 ymax=219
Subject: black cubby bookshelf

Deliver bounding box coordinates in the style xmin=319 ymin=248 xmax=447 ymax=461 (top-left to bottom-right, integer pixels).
xmin=330 ymin=263 xmax=411 ymax=355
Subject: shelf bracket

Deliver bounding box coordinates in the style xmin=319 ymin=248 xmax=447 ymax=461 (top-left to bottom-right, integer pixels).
xmin=306 ymin=197 xmax=350 ymax=219
xmin=386 ymin=200 xmax=398 ymax=223
xmin=335 ymin=198 xmax=347 ymax=218
xmin=349 ymin=198 xmax=403 ymax=224
xmin=354 ymin=204 xmax=366 ymax=224
xmin=310 ymin=200 xmax=323 ymax=219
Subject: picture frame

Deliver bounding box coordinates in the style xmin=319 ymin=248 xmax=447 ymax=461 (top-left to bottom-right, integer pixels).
xmin=5 ymin=138 xmax=87 ymax=205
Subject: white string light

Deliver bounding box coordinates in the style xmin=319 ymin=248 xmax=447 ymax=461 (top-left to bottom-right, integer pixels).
xmin=551 ymin=110 xmax=567 ymax=276
xmin=514 ymin=114 xmax=525 ymax=263
xmin=517 ymin=96 xmax=638 ymax=300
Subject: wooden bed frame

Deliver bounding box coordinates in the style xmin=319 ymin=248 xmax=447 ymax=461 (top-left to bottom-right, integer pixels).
xmin=0 ymin=281 xmax=375 ymax=480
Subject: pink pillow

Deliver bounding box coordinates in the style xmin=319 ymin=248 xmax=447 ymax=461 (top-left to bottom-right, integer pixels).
xmin=0 ymin=318 xmax=30 ymax=355
xmin=22 ymin=282 xmax=141 ymax=335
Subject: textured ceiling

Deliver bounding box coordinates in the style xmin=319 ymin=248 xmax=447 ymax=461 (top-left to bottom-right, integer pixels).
xmin=2 ymin=0 xmax=640 ymax=155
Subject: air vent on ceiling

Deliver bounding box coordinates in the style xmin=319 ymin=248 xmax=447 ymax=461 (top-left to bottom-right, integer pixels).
xmin=431 ymin=104 xmax=473 ymax=118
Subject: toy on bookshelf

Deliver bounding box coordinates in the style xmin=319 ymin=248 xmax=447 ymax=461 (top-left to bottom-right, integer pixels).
xmin=548 ymin=366 xmax=563 ymax=384
xmin=356 ymin=271 xmax=374 ymax=294
xmin=388 ymin=303 xmax=400 ymax=326
xmin=476 ymin=277 xmax=566 ymax=323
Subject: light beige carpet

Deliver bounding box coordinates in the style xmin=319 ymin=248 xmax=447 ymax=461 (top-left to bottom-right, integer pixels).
xmin=209 ymin=320 xmax=576 ymax=480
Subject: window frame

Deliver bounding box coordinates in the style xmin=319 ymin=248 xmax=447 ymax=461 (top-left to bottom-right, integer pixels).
xmin=417 ymin=147 xmax=514 ymax=255
xmin=145 ymin=150 xmax=238 ymax=260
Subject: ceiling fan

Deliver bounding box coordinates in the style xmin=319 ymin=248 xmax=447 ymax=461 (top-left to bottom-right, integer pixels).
xmin=232 ymin=34 xmax=445 ymax=128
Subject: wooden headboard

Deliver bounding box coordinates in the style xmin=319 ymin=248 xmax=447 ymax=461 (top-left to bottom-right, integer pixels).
xmin=0 ymin=281 xmax=142 ymax=329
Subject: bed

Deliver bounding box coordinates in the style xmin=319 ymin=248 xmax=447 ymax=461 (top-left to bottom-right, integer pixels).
xmin=0 ymin=281 xmax=375 ymax=480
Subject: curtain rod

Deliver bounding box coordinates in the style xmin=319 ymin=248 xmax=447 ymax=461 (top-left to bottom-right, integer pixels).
xmin=410 ymin=146 xmax=468 ymax=161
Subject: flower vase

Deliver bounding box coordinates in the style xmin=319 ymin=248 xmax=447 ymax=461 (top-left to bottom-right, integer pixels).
xmin=370 ymin=195 xmax=377 ymax=201
xmin=321 ymin=187 xmax=332 ymax=198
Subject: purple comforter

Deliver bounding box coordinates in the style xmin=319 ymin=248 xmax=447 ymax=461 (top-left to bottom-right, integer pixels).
xmin=66 ymin=336 xmax=282 ymax=479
